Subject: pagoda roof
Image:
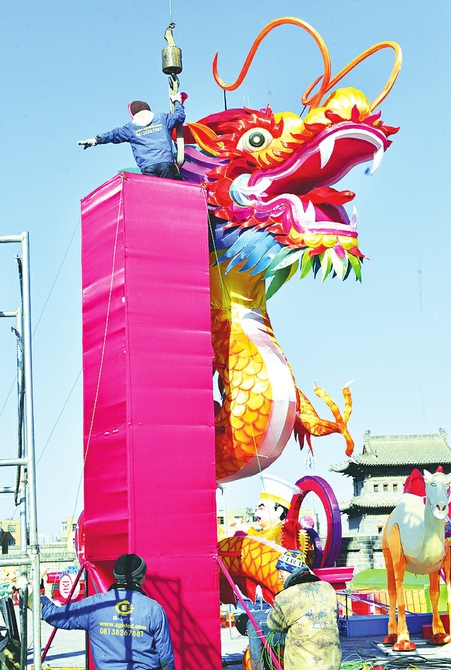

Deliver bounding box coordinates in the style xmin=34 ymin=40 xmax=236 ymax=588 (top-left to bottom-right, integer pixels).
xmin=340 ymin=494 xmax=400 ymax=513
xmin=331 ymin=429 xmax=451 ymax=475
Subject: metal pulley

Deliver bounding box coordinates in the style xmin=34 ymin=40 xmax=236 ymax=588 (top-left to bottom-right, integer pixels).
xmin=162 ymin=22 xmax=182 ymax=75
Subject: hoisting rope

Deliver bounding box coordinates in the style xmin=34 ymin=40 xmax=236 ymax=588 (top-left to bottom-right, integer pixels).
xmin=40 ymin=186 xmax=125 ymax=662
xmin=215 ymin=555 xmax=284 ymax=670
xmin=84 ymin=185 xmax=123 ymax=466
xmin=168 ymin=74 xmax=185 ymax=167
xmin=163 ymin=23 xmax=185 ymax=167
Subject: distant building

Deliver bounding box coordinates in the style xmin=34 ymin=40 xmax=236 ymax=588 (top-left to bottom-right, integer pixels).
xmin=60 ymin=517 xmax=78 ymax=553
xmin=217 ymin=508 xmax=255 ymax=538
xmin=331 ymin=429 xmax=451 ymax=536
xmin=331 ymin=429 xmax=451 ymax=571
xmin=0 ymin=519 xmax=20 ymax=552
xmin=0 ymin=516 xmax=78 ymax=554
xmin=217 ymin=506 xmax=320 ymax=539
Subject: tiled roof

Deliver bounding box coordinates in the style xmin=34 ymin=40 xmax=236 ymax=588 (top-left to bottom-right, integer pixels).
xmin=340 ymin=494 xmax=400 ymax=512
xmin=331 ymin=429 xmax=451 ymax=473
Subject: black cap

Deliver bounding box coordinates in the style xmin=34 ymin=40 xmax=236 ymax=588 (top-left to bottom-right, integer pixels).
xmin=130 ymin=101 xmax=151 ymax=116
xmin=113 ymin=554 xmax=146 ymax=584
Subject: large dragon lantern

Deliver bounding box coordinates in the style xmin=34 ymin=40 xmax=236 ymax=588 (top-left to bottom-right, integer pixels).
xmin=179 ymin=17 xmax=402 ymax=483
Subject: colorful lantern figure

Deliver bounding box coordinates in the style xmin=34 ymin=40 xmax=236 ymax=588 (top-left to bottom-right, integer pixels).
xmin=218 ymin=474 xmax=342 ymax=606
xmin=241 ymin=475 xmax=324 ymax=569
xmin=181 ymin=17 xmax=402 ymax=483
xmin=246 ymin=475 xmax=301 ymax=544
xmin=382 ymin=468 xmax=451 ymax=650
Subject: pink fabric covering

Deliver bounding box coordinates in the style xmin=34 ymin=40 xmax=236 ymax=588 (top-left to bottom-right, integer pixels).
xmin=81 ymin=173 xmax=221 ymax=668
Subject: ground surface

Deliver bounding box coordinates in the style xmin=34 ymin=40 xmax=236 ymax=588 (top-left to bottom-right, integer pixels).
xmin=22 ymin=615 xmax=451 ymax=670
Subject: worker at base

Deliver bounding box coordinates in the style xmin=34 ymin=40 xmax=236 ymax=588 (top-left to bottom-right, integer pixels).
xmin=78 ymin=95 xmax=186 ymax=179
xmin=267 ymin=550 xmax=341 ymax=670
xmin=40 ymin=553 xmax=176 ymax=670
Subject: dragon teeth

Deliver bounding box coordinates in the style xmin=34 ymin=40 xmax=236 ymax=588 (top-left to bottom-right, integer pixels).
xmin=300 ymin=200 xmax=316 ymax=228
xmin=350 ymin=206 xmax=358 ymax=230
xmin=370 ymin=146 xmax=384 ymax=175
xmin=319 ymin=134 xmax=335 ymax=169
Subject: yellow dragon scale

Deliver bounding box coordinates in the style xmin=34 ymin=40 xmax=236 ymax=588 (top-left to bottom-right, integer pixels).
xmin=212 ymin=258 xmax=297 ymax=481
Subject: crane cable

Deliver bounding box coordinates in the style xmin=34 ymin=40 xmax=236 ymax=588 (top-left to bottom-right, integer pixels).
xmin=162 ymin=21 xmax=185 ymax=167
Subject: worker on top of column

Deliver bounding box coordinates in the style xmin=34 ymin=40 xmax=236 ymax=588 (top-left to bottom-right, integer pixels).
xmin=78 ymin=93 xmax=186 ymax=179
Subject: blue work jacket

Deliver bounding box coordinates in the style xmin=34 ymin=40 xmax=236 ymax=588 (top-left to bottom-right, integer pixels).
xmin=41 ymin=589 xmax=176 ymax=670
xmin=96 ymin=102 xmax=185 ymax=170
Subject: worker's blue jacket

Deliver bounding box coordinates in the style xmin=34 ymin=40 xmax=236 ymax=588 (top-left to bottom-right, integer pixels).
xmin=41 ymin=589 xmax=176 ymax=670
xmin=96 ymin=102 xmax=185 ymax=171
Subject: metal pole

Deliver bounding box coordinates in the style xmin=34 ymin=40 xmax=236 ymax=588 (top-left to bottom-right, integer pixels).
xmin=20 ymin=584 xmax=28 ymax=670
xmin=0 ymin=235 xmax=24 ymax=243
xmin=16 ymin=307 xmax=28 ymax=557
xmin=20 ymin=232 xmax=41 ymax=670
xmin=0 ymin=557 xmax=33 ymax=567
xmin=19 ymin=479 xmax=27 ymax=554
xmin=41 ymin=563 xmax=85 ymax=662
xmin=0 ymin=458 xmax=28 ymax=466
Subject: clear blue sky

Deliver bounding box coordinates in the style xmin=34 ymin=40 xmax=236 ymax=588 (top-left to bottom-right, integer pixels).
xmin=0 ymin=1 xmax=450 ymax=536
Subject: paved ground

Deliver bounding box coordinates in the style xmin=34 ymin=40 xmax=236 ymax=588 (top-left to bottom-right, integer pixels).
xmin=221 ymin=626 xmax=388 ymax=668
xmin=221 ymin=630 xmax=451 ymax=669
xmin=22 ymin=617 xmax=451 ymax=669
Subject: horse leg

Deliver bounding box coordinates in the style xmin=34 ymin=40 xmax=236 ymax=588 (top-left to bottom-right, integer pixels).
xmin=382 ymin=525 xmax=398 ymax=644
xmin=430 ymin=565 xmax=451 ymax=644
xmin=387 ymin=524 xmax=415 ymax=651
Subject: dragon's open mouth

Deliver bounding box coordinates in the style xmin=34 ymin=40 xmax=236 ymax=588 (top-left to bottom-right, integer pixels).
xmin=253 ymin=122 xmax=387 ymax=194
xmin=229 ymin=122 xmax=388 ymax=235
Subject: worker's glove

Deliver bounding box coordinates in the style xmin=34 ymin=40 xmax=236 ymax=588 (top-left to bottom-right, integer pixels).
xmin=169 ymin=93 xmax=183 ymax=105
xmin=78 ymin=138 xmax=97 ymax=150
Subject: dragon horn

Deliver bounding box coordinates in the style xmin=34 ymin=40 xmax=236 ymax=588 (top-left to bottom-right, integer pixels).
xmin=212 ymin=17 xmax=401 ymax=113
xmin=212 ymin=17 xmax=331 ymax=109
xmin=319 ymin=41 xmax=403 ymax=112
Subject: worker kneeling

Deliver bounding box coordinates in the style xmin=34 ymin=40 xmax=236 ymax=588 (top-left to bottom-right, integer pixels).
xmin=267 ymin=550 xmax=341 ymax=670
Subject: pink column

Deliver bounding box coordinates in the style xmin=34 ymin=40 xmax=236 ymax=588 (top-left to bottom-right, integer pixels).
xmin=81 ymin=173 xmax=221 ymax=669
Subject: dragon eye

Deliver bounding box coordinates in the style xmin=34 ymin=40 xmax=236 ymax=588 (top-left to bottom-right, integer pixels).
xmin=237 ymin=128 xmax=273 ymax=152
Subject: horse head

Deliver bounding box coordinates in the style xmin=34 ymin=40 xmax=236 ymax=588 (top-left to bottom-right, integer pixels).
xmin=424 ymin=469 xmax=451 ymax=521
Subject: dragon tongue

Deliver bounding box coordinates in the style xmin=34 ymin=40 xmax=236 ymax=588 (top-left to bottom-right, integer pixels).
xmin=302 ymin=187 xmax=355 ymax=205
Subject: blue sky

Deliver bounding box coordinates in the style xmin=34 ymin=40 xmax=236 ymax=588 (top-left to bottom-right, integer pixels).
xmin=0 ymin=1 xmax=450 ymax=536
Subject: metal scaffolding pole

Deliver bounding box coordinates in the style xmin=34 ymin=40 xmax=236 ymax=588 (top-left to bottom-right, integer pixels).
xmin=0 ymin=232 xmax=41 ymax=670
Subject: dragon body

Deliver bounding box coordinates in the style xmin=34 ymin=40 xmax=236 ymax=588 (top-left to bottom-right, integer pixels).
xmin=210 ymin=260 xmax=296 ymax=482
xmin=179 ymin=18 xmax=400 ymax=484
xmin=218 ymin=535 xmax=283 ymax=605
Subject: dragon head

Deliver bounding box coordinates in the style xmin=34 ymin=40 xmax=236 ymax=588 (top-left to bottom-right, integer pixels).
xmin=181 ymin=17 xmax=401 ymax=295
xmin=183 ymin=86 xmax=398 ymax=291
